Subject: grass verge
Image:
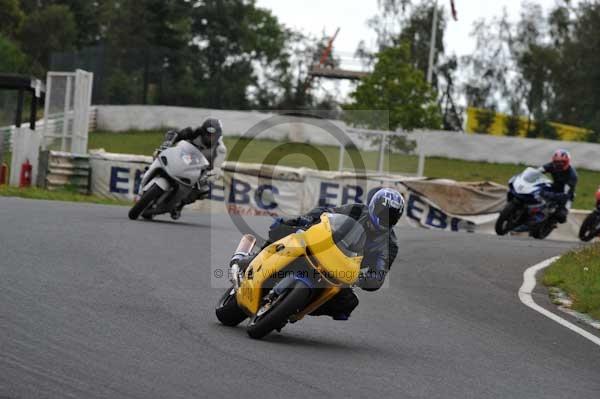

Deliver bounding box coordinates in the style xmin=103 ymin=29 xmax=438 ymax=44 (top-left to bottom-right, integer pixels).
xmin=0 ymin=185 xmax=129 ymax=206
xmin=89 ymin=130 xmax=600 ymax=209
xmin=543 ymin=244 xmax=600 ymax=320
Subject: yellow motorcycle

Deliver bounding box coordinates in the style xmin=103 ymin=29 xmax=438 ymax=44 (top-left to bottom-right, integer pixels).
xmin=215 ymin=213 xmax=365 ymax=339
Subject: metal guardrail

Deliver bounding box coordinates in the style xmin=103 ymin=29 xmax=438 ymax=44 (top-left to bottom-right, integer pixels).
xmin=37 ymin=151 xmax=90 ymax=193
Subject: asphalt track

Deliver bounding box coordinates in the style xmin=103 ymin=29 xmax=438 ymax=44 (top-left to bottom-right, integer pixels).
xmin=1 ymin=197 xmax=600 ymax=399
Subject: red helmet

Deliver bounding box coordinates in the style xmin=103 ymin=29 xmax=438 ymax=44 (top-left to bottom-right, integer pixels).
xmin=595 ymin=187 xmax=600 ymax=203
xmin=552 ymin=149 xmax=571 ymax=171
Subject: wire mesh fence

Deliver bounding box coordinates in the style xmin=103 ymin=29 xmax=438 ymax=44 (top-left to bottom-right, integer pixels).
xmin=0 ymin=90 xmax=18 ymax=172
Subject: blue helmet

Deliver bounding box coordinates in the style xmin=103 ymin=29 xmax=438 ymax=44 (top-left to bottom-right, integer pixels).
xmin=368 ymin=188 xmax=405 ymax=230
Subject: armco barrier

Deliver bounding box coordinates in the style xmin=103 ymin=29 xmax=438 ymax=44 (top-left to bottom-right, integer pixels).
xmin=87 ymin=152 xmax=590 ymax=242
xmin=38 ymin=151 xmax=91 ymax=193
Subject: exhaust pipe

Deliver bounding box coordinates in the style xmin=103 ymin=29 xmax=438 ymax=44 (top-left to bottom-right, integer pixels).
xmin=229 ymin=234 xmax=257 ymax=289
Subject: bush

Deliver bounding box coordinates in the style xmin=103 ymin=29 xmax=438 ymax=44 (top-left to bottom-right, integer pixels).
xmin=0 ymin=34 xmax=27 ymax=73
xmin=504 ymin=114 xmax=521 ymax=136
xmin=475 ymin=109 xmax=495 ymax=134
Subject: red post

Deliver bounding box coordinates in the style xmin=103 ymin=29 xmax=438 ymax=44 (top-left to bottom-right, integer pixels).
xmin=0 ymin=162 xmax=7 ymax=185
xmin=19 ymin=159 xmax=32 ymax=188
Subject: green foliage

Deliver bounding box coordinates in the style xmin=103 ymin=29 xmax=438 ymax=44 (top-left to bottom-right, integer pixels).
xmin=20 ymin=1 xmax=103 ymax=47
xmin=544 ymin=244 xmax=600 ymax=320
xmin=0 ymin=34 xmax=27 ymax=73
xmin=344 ymin=43 xmax=441 ymax=131
xmin=466 ymin=2 xmax=600 ymax=141
xmin=0 ymin=0 xmax=24 ymax=38
xmin=106 ymin=69 xmax=142 ymax=105
xmin=18 ymin=4 xmax=77 ymax=71
xmin=0 ymin=185 xmax=129 ymax=206
xmin=5 ymin=0 xmax=300 ymax=109
xmin=474 ymin=109 xmax=496 ymax=134
xmin=188 ymin=0 xmax=289 ymax=109
xmin=504 ymin=114 xmax=522 ymax=137
xmin=533 ymin=120 xmax=558 ymax=140
xmin=395 ymin=2 xmax=446 ymax=85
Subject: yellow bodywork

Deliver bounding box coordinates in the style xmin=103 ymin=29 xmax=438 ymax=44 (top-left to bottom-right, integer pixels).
xmin=235 ymin=214 xmax=362 ymax=318
xmin=465 ymin=107 xmax=592 ymax=141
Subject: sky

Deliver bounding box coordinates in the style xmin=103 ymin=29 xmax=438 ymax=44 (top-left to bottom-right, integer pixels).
xmin=256 ymin=0 xmax=568 ymax=59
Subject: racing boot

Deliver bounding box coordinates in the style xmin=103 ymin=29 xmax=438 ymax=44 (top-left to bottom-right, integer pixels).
xmin=170 ymin=207 xmax=182 ymax=220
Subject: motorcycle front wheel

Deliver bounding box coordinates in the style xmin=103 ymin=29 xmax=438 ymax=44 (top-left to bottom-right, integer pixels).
xmin=495 ymin=201 xmax=522 ymax=235
xmin=128 ymin=184 xmax=164 ymax=220
xmin=579 ymin=212 xmax=599 ymax=242
xmin=247 ymin=281 xmax=312 ymax=340
xmin=215 ymin=287 xmax=247 ymax=327
xmin=531 ymin=220 xmax=555 ymax=240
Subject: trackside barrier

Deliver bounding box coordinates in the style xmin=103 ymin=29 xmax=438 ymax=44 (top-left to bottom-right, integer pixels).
xmin=0 ymin=107 xmax=97 ymax=152
xmin=95 ymin=105 xmax=600 ymax=172
xmin=86 ymin=152 xmax=589 ymax=242
xmin=37 ymin=151 xmax=91 ymax=193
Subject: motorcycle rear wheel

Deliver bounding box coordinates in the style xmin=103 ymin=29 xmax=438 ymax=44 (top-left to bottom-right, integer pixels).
xmin=579 ymin=213 xmax=599 ymax=242
xmin=128 ymin=184 xmax=164 ymax=220
xmin=215 ymin=287 xmax=247 ymax=327
xmin=247 ymin=281 xmax=311 ymax=340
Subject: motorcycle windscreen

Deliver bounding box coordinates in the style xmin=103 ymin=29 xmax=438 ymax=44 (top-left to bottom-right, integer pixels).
xmin=177 ymin=141 xmax=209 ymax=168
xmin=304 ymin=214 xmax=363 ymax=285
xmin=329 ymin=214 xmax=366 ymax=257
xmin=521 ymin=167 xmax=547 ymax=184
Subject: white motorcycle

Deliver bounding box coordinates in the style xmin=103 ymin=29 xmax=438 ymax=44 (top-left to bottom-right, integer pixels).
xmin=495 ymin=167 xmax=558 ymax=239
xmin=128 ymin=140 xmax=209 ymax=220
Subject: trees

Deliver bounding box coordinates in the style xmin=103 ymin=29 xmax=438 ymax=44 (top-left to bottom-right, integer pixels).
xmin=345 ymin=43 xmax=441 ymax=131
xmin=395 ymin=2 xmax=446 ymax=86
xmin=5 ymin=0 xmax=599 ymax=137
xmin=363 ymin=0 xmax=462 ymax=130
xmin=0 ymin=34 xmax=27 ymax=73
xmin=18 ymin=4 xmax=77 ymax=72
xmin=188 ymin=0 xmax=289 ymax=109
xmin=96 ymin=0 xmax=193 ymax=104
xmin=0 ymin=0 xmax=24 ymax=39
xmin=2 ymin=0 xmax=297 ymax=108
xmin=463 ymin=1 xmax=600 ymax=140
xmin=550 ymin=1 xmax=600 ymax=135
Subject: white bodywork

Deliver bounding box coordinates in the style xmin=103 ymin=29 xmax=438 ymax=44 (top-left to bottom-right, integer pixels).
xmin=140 ymin=140 xmax=209 ymax=197
xmin=511 ymin=167 xmax=552 ymax=196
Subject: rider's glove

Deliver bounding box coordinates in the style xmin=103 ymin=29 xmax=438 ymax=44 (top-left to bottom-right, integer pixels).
xmin=156 ymin=130 xmax=179 ymax=153
xmin=539 ymin=190 xmax=553 ymax=200
xmin=293 ymin=216 xmax=314 ymax=227
xmin=164 ymin=129 xmax=179 ymax=142
xmin=270 ymin=217 xmax=285 ymax=229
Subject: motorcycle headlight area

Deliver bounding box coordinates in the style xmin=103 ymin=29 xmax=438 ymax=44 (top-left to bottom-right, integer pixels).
xmin=180 ymin=152 xmax=202 ymax=165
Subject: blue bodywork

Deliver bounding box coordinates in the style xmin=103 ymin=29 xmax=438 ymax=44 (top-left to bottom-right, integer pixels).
xmin=507 ymin=179 xmax=553 ymax=227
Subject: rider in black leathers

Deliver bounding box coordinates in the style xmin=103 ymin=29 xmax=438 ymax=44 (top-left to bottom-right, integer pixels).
xmin=538 ymin=149 xmax=577 ymax=224
xmin=156 ymin=118 xmax=226 ymax=217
